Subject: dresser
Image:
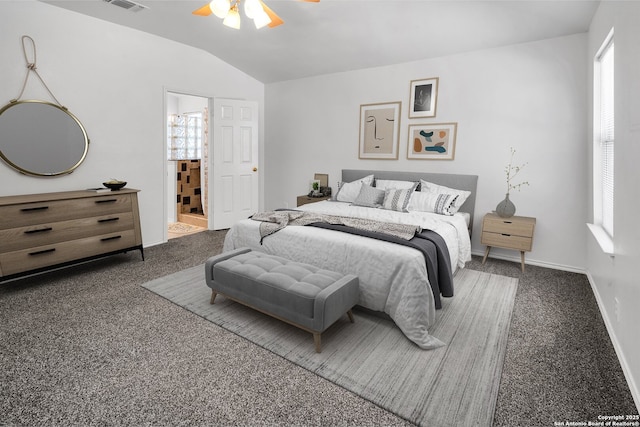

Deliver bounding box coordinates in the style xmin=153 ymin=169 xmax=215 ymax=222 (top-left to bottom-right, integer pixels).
xmin=0 ymin=189 xmax=143 ymax=281
xmin=481 ymin=212 xmax=536 ymax=272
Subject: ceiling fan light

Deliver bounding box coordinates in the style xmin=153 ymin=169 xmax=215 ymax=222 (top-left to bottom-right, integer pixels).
xmin=223 ymin=4 xmax=241 ymax=29
xmin=210 ymin=0 xmax=230 ymax=19
xmin=253 ymin=9 xmax=271 ymax=29
xmin=243 ymin=0 xmax=262 ymax=19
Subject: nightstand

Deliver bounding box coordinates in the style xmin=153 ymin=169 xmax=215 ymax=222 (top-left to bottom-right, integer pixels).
xmin=296 ymin=195 xmax=331 ymax=207
xmin=481 ymin=212 xmax=536 ymax=272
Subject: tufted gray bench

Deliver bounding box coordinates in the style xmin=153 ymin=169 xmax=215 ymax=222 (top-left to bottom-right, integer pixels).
xmin=204 ymin=248 xmax=360 ymax=352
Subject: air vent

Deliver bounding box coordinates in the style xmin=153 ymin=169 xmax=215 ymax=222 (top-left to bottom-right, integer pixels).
xmin=103 ymin=0 xmax=149 ymax=12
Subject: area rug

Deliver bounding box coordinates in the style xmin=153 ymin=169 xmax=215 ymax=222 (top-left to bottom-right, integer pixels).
xmin=168 ymin=222 xmax=204 ymax=234
xmin=141 ymin=266 xmax=518 ymax=427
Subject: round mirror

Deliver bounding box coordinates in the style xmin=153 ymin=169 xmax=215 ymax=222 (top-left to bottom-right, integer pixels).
xmin=0 ymin=100 xmax=89 ymax=177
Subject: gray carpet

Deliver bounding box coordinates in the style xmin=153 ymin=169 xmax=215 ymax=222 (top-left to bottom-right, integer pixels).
xmin=141 ymin=265 xmax=518 ymax=427
xmin=1 ymin=229 xmax=638 ymax=426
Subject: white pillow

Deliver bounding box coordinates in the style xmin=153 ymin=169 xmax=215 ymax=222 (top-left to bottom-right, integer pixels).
xmin=374 ymin=179 xmax=417 ymax=191
xmin=408 ymin=191 xmax=459 ymax=216
xmin=381 ymin=183 xmax=418 ymax=212
xmin=420 ymin=179 xmax=471 ymax=212
xmin=335 ymin=174 xmax=374 ymax=203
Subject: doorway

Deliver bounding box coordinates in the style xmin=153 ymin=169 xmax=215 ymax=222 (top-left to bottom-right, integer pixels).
xmin=166 ymin=91 xmax=209 ymax=240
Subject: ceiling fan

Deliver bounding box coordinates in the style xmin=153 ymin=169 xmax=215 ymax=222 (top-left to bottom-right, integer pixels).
xmin=193 ymin=0 xmax=319 ymax=30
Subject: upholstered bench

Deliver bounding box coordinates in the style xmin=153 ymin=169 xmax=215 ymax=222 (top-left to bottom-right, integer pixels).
xmin=204 ymin=248 xmax=359 ymax=352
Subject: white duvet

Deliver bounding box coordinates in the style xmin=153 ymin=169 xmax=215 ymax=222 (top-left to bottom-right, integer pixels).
xmin=222 ymin=200 xmax=472 ymax=349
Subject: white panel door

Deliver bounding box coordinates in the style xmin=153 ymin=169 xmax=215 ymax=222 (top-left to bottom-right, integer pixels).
xmin=211 ymin=98 xmax=259 ymax=230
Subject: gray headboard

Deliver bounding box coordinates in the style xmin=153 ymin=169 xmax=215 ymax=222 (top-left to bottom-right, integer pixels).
xmin=342 ymin=169 xmax=479 ymax=235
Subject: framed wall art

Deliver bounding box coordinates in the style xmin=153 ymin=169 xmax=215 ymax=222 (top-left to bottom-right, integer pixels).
xmin=314 ymin=173 xmax=328 ymax=188
xmin=409 ymin=77 xmax=438 ymax=118
xmin=408 ymin=122 xmax=457 ymax=160
xmin=358 ymin=101 xmax=401 ymax=160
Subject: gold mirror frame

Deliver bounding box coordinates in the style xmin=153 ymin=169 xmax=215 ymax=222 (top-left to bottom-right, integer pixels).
xmin=0 ymin=100 xmax=90 ymax=177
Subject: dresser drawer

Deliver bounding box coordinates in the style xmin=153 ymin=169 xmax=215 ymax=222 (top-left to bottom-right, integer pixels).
xmin=0 ymin=193 xmax=133 ymax=230
xmin=482 ymin=216 xmax=535 ymax=237
xmin=481 ymin=231 xmax=533 ymax=251
xmin=0 ymin=212 xmax=135 ymax=253
xmin=0 ymin=230 xmax=138 ymax=276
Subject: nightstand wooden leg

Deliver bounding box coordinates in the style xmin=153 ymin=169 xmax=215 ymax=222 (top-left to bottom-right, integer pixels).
xmin=520 ymin=251 xmax=526 ymax=273
xmin=482 ymin=246 xmax=491 ymax=264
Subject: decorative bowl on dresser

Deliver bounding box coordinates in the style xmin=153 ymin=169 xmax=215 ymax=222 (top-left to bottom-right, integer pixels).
xmin=481 ymin=212 xmax=536 ymax=272
xmin=0 ymin=188 xmax=143 ymax=282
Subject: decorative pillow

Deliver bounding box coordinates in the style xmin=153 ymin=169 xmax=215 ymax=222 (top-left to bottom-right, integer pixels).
xmin=352 ymin=184 xmax=385 ymax=208
xmin=334 ymin=175 xmax=374 ymax=203
xmin=408 ymin=191 xmax=459 ymax=216
xmin=419 ymin=179 xmax=471 ymax=212
xmin=381 ymin=183 xmax=418 ymax=212
xmin=374 ymin=179 xmax=417 ymax=191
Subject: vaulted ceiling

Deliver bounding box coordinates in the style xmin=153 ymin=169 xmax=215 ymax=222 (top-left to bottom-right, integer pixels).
xmin=42 ymin=0 xmax=600 ymax=83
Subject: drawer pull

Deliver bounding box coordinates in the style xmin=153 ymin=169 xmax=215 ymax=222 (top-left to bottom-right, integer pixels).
xmin=98 ymin=217 xmax=120 ymax=223
xmin=24 ymin=227 xmax=53 ymax=234
xmin=29 ymin=248 xmax=56 ymax=256
xmin=95 ymin=199 xmax=118 ymax=204
xmin=21 ymin=206 xmax=49 ymax=212
xmin=501 ymin=233 xmax=511 ymax=237
xmin=503 ymin=221 xmax=512 ymax=224
xmin=100 ymin=235 xmax=122 ymax=242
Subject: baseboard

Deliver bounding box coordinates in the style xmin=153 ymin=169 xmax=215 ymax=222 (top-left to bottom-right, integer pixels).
xmin=470 ymin=250 xmax=585 ymax=274
xmin=585 ymin=272 xmax=640 ymax=412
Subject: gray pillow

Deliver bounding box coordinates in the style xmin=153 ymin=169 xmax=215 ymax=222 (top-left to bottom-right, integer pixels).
xmin=352 ymin=184 xmax=385 ymax=208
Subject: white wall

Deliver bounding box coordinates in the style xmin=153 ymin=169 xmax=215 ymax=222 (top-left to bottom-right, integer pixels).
xmin=265 ymin=34 xmax=588 ymax=271
xmin=0 ymin=0 xmax=264 ymax=247
xmin=587 ymin=1 xmax=640 ymax=410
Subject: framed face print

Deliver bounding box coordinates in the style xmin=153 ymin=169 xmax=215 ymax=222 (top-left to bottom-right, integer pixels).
xmin=358 ymin=101 xmax=401 ymax=160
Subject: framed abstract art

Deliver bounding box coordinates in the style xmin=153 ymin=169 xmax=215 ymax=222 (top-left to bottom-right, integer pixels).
xmin=407 ymin=122 xmax=457 ymax=160
xmin=409 ymin=77 xmax=438 ymax=118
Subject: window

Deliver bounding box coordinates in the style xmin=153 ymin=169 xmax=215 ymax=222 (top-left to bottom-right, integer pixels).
xmin=168 ymin=112 xmax=203 ymax=160
xmin=594 ymin=31 xmax=614 ymax=239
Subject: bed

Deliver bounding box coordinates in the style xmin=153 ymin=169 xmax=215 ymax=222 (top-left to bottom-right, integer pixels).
xmin=223 ymin=169 xmax=478 ymax=349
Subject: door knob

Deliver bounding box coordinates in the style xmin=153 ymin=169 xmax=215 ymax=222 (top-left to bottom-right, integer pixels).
xmin=253 ymin=167 xmax=258 ymax=172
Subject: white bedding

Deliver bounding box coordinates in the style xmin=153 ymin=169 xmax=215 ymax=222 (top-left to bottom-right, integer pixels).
xmin=222 ymin=200 xmax=472 ymax=349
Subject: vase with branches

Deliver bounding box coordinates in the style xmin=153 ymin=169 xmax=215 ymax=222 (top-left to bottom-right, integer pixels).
xmin=496 ymin=147 xmax=529 ymax=218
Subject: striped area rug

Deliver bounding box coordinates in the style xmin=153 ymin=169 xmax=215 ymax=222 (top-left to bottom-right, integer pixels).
xmin=141 ymin=266 xmax=518 ymax=427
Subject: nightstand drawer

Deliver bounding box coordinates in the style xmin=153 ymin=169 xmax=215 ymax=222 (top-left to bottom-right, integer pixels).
xmin=481 ymin=231 xmax=533 ymax=251
xmin=483 ymin=216 xmax=535 ymax=237
xmin=296 ymin=195 xmax=330 ymax=207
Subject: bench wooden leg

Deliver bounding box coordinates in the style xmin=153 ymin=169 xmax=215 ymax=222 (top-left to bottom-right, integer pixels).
xmin=313 ymin=333 xmax=322 ymax=353
xmin=347 ymin=310 xmax=354 ymax=323
xmin=210 ymin=291 xmax=217 ymax=304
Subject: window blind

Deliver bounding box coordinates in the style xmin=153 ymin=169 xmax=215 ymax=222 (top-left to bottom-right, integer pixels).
xmin=599 ymin=40 xmax=614 ymax=237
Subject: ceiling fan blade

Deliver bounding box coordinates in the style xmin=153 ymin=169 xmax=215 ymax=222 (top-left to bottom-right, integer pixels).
xmin=259 ymin=0 xmax=284 ymax=28
xmin=192 ymin=3 xmax=213 ymax=16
